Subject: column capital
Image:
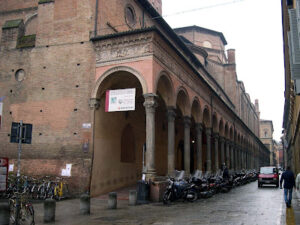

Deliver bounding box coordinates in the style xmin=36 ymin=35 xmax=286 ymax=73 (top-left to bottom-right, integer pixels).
xmin=143 ymin=93 xmax=158 ymax=111
xmin=219 ymin=136 xmax=225 ymax=143
xmin=183 ymin=116 xmax=191 ymax=128
xmin=167 ymin=106 xmax=176 ymax=122
xmin=213 ymin=133 xmax=219 ymax=140
xmin=89 ymin=98 xmax=100 ymax=110
xmin=205 ymin=127 xmax=212 ymax=136
xmin=195 ymin=123 xmax=203 ymax=132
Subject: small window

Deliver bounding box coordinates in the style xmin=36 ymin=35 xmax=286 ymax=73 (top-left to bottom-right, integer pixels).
xmin=15 ymin=69 xmax=25 ymax=82
xmin=203 ymin=41 xmax=212 ymax=48
xmin=125 ymin=5 xmax=136 ymax=28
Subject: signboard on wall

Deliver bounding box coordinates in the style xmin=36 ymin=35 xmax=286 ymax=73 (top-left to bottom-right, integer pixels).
xmin=105 ymin=88 xmax=136 ymax=112
xmin=0 ymin=158 xmax=8 ymax=192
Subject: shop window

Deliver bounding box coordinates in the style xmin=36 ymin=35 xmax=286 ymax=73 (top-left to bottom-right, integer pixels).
xmin=121 ymin=124 xmax=135 ymax=163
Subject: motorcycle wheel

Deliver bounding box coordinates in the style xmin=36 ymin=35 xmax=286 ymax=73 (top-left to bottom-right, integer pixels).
xmin=187 ymin=190 xmax=197 ymax=202
xmin=163 ymin=190 xmax=172 ymax=205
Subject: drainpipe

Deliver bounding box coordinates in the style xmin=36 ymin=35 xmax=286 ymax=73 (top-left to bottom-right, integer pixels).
xmin=94 ymin=0 xmax=99 ymax=37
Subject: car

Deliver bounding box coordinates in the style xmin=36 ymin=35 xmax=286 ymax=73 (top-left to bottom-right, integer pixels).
xmin=258 ymin=166 xmax=279 ymax=188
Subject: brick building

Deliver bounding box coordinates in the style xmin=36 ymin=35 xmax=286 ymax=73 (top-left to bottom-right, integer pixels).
xmin=0 ymin=0 xmax=269 ymax=196
xmin=259 ymin=120 xmax=276 ymax=166
xmin=282 ymin=0 xmax=300 ymax=174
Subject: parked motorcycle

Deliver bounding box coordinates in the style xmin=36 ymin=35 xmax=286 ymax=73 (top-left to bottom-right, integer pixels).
xmin=163 ymin=172 xmax=198 ymax=205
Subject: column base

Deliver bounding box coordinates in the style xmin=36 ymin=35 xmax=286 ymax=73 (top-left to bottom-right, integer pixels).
xmin=144 ymin=170 xmax=156 ymax=181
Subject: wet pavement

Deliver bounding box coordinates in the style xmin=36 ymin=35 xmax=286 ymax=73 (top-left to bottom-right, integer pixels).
xmin=30 ymin=181 xmax=300 ymax=225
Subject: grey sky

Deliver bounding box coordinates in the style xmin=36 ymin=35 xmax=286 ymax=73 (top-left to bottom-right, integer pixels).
xmin=162 ymin=0 xmax=284 ymax=141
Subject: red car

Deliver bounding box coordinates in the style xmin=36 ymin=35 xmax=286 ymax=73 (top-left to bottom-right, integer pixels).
xmin=258 ymin=166 xmax=279 ymax=188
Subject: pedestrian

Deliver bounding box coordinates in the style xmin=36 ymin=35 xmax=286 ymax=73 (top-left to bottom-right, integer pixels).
xmin=222 ymin=163 xmax=229 ymax=180
xmin=296 ymin=172 xmax=300 ymax=191
xmin=280 ymin=166 xmax=295 ymax=208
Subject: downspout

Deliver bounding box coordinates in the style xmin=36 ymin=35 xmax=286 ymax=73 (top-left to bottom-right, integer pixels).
xmin=94 ymin=0 xmax=99 ymax=37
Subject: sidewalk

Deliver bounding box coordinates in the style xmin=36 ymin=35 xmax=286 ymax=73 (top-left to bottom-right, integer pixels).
xmin=292 ymin=190 xmax=300 ymax=224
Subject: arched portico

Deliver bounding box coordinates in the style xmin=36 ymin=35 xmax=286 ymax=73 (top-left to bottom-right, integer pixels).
xmin=90 ymin=67 xmax=148 ymax=196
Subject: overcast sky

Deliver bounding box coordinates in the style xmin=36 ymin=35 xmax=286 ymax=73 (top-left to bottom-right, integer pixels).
xmin=162 ymin=0 xmax=284 ymax=141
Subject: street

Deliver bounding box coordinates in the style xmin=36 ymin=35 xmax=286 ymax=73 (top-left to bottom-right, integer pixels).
xmin=31 ymin=181 xmax=300 ymax=225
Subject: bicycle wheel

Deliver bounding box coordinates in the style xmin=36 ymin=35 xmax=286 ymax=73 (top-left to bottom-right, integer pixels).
xmin=9 ymin=203 xmax=17 ymax=225
xmin=19 ymin=204 xmax=35 ymax=225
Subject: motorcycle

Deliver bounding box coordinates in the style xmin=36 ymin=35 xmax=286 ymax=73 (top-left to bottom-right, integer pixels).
xmin=163 ymin=174 xmax=198 ymax=205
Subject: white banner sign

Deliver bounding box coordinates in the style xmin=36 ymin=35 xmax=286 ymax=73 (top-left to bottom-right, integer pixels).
xmin=105 ymin=88 xmax=136 ymax=112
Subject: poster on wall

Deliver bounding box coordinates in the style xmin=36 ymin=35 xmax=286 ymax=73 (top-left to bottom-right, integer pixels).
xmin=105 ymin=88 xmax=136 ymax=112
xmin=0 ymin=158 xmax=8 ymax=192
xmin=0 ymin=96 xmax=3 ymax=129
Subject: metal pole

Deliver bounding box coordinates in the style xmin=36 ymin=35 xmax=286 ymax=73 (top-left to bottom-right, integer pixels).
xmin=15 ymin=120 xmax=23 ymax=225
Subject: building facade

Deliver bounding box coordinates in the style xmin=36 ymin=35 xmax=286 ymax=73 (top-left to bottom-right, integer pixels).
xmin=259 ymin=120 xmax=276 ymax=166
xmin=282 ymin=0 xmax=300 ymax=174
xmin=0 ymin=0 xmax=269 ymax=196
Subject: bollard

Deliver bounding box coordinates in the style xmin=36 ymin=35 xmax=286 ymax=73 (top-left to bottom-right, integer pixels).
xmin=0 ymin=202 xmax=10 ymax=225
xmin=80 ymin=193 xmax=90 ymax=215
xmin=129 ymin=190 xmax=137 ymax=206
xmin=44 ymin=199 xmax=56 ymax=223
xmin=108 ymin=192 xmax=117 ymax=209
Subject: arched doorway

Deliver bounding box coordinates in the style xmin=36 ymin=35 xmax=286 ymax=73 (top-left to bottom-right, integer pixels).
xmin=91 ymin=69 xmax=146 ymax=196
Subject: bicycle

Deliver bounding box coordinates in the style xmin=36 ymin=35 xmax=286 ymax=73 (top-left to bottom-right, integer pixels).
xmin=9 ymin=192 xmax=35 ymax=225
xmin=53 ymin=177 xmax=69 ymax=200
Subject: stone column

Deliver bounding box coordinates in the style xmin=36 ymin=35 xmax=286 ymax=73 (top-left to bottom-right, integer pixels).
xmin=184 ymin=116 xmax=191 ymax=174
xmin=230 ymin=142 xmax=234 ymax=170
xmin=241 ymin=149 xmax=244 ymax=169
xmin=234 ymin=145 xmax=238 ymax=171
xmin=167 ymin=107 xmax=176 ymax=175
xmin=225 ymin=140 xmax=230 ymax=168
xmin=143 ymin=94 xmax=158 ymax=179
xmin=238 ymin=146 xmax=241 ymax=170
xmin=195 ymin=123 xmax=203 ymax=171
xmin=214 ymin=133 xmax=219 ymax=171
xmin=220 ymin=137 xmax=225 ymax=165
xmin=206 ymin=128 xmax=212 ymax=172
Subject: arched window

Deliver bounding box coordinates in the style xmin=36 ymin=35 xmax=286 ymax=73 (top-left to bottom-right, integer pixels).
xmin=264 ymin=130 xmax=268 ymax=138
xmin=121 ymin=124 xmax=135 ymax=163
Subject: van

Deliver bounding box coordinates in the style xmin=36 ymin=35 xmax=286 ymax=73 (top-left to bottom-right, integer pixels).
xmin=258 ymin=166 xmax=279 ymax=188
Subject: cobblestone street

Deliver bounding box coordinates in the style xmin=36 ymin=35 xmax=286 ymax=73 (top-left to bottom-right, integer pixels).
xmin=31 ymin=181 xmax=300 ymax=225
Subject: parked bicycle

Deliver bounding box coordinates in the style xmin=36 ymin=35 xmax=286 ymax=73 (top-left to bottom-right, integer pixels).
xmin=9 ymin=192 xmax=35 ymax=225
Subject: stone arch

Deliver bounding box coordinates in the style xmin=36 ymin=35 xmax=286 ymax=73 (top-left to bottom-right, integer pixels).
xmin=91 ymin=66 xmax=148 ymax=99
xmin=175 ymin=87 xmax=190 ymax=116
xmin=24 ymin=13 xmax=37 ymax=36
xmin=191 ymin=97 xmax=201 ymax=123
xmin=202 ymin=106 xmax=211 ymax=128
xmin=219 ymin=118 xmax=224 ymax=136
xmin=224 ymin=123 xmax=229 ymax=139
xmin=234 ymin=130 xmax=237 ymax=142
xmin=212 ymin=113 xmax=218 ymax=133
xmin=155 ymin=71 xmax=175 ymax=106
xmin=229 ymin=126 xmax=233 ymax=140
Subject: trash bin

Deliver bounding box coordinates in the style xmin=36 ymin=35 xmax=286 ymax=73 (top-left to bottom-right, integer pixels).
xmin=137 ymin=180 xmax=149 ymax=204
